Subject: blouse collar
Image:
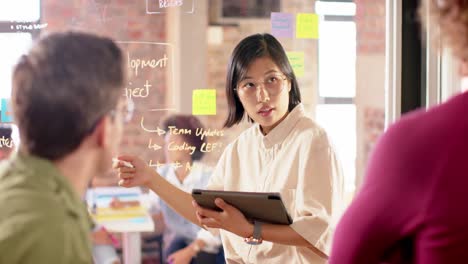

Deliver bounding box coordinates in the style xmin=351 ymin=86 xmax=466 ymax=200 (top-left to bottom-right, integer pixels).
xmin=256 ymin=103 xmax=305 ymax=149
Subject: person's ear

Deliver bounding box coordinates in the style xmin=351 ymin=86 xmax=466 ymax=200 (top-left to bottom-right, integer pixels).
xmin=93 ymin=117 xmax=110 ymax=148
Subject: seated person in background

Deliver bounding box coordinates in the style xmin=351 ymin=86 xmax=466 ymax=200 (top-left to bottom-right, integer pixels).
xmin=149 ymin=114 xmax=224 ymax=264
xmin=0 ymin=31 xmax=127 ymax=263
xmin=0 ymin=124 xmax=13 ymax=160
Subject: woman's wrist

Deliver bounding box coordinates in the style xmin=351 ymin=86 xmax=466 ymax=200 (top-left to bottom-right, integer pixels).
xmin=240 ymin=222 xmax=255 ymax=238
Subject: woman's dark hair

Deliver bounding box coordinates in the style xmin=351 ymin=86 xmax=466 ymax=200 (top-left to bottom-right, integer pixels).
xmin=223 ymin=33 xmax=301 ymax=128
xmin=162 ymin=115 xmax=206 ymax=161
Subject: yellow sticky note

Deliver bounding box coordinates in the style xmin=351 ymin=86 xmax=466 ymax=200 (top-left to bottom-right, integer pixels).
xmin=296 ymin=13 xmax=319 ymax=39
xmin=192 ymin=89 xmax=216 ymax=115
xmin=286 ymin=52 xmax=305 ymax=77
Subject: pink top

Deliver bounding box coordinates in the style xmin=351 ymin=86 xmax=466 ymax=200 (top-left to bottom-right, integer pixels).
xmin=330 ymin=92 xmax=468 ymax=263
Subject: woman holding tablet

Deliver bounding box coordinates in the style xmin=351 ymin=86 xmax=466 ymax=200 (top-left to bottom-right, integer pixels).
xmin=115 ymin=33 xmax=344 ymax=263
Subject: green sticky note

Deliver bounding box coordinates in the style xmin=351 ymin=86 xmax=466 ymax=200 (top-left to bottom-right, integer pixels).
xmin=296 ymin=13 xmax=319 ymax=39
xmin=286 ymin=51 xmax=305 ymax=77
xmin=192 ymin=89 xmax=216 ymax=115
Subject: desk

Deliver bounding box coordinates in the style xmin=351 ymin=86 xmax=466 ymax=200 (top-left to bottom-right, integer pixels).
xmin=89 ymin=187 xmax=155 ymax=264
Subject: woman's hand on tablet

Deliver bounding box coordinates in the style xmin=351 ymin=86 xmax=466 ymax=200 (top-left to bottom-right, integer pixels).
xmin=192 ymin=198 xmax=254 ymax=238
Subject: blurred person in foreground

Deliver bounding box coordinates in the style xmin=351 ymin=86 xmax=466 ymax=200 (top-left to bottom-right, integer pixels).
xmin=0 ymin=31 xmax=127 ymax=263
xmin=330 ymin=1 xmax=468 ymax=263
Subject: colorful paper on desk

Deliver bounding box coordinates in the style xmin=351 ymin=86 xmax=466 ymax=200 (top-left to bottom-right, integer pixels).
xmin=90 ymin=188 xmax=146 ymax=222
xmin=192 ymin=89 xmax=216 ymax=116
xmin=296 ymin=13 xmax=319 ymax=39
xmin=94 ymin=206 xmax=147 ymax=222
xmin=271 ymin=12 xmax=294 ymax=38
xmin=286 ymin=52 xmax=305 ymax=77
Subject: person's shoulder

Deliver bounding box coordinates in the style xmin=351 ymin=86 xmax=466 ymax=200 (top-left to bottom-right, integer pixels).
xmin=289 ymin=115 xmax=330 ymax=147
xmin=368 ymin=93 xmax=468 ymax=166
xmin=0 ymin=193 xmax=64 ymax=249
xmin=0 ymin=189 xmax=64 ymax=224
xmin=296 ymin=115 xmax=327 ymax=135
xmin=384 ymin=92 xmax=468 ymax=146
xmin=236 ymin=123 xmax=258 ymax=141
xmin=0 ymin=164 xmax=68 ymax=224
xmin=0 ymin=202 xmax=86 ymax=263
xmin=219 ymin=124 xmax=257 ymax=153
xmin=420 ymin=91 xmax=468 ymax=134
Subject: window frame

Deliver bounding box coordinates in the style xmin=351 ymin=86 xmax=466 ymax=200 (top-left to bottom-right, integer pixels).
xmin=315 ymin=0 xmax=357 ymax=192
xmin=0 ymin=0 xmax=41 ymax=121
xmin=0 ymin=0 xmax=42 ymax=37
xmin=317 ymin=13 xmax=356 ymax=104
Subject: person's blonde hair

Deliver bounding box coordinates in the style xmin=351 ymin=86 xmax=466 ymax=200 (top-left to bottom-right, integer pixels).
xmin=420 ymin=0 xmax=468 ymax=60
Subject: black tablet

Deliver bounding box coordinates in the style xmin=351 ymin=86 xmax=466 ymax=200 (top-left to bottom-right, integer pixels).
xmin=192 ymin=189 xmax=292 ymax=225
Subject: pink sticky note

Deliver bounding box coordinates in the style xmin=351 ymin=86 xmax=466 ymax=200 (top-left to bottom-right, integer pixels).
xmin=271 ymin=12 xmax=294 ymax=38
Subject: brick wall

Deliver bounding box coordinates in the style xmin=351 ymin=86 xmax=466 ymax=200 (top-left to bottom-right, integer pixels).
xmin=356 ymin=0 xmax=386 ymax=54
xmin=355 ymin=0 xmax=386 ymax=186
xmin=42 ymin=0 xmax=170 ymax=172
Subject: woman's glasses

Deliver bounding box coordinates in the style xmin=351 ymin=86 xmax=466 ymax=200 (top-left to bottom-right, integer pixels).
xmin=235 ymin=73 xmax=288 ymax=98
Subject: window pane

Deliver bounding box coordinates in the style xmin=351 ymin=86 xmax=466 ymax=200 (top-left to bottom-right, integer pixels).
xmin=0 ymin=0 xmax=40 ymax=22
xmin=315 ymin=1 xmax=356 ymax=16
xmin=316 ymin=104 xmax=356 ymax=192
xmin=318 ymin=20 xmax=356 ymax=97
xmin=0 ymin=33 xmax=32 ymax=99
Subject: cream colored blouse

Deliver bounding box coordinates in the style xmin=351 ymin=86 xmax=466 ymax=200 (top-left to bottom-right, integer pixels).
xmin=206 ymin=104 xmax=344 ymax=264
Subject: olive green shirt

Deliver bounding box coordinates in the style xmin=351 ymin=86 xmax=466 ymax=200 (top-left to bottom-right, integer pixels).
xmin=0 ymin=153 xmax=93 ymax=263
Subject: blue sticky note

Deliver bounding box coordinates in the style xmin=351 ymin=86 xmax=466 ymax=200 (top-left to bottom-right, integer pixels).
xmin=1 ymin=99 xmax=12 ymax=123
